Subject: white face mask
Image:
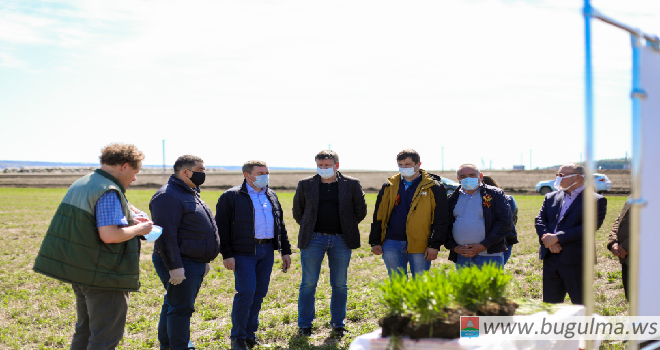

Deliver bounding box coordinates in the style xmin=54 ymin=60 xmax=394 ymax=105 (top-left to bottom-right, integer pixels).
xmin=317 ymin=167 xmax=335 ymax=179
xmin=399 ymin=167 xmax=416 ymax=177
xmin=553 ymin=174 xmax=580 ymax=191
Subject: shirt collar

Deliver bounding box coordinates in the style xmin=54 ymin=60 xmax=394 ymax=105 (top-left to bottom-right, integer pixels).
xmin=459 ymin=185 xmax=481 ymax=196
xmin=401 ymin=172 xmax=421 ymax=183
xmin=247 ymin=183 xmax=265 ymax=195
xmin=566 ymin=185 xmax=585 ymax=199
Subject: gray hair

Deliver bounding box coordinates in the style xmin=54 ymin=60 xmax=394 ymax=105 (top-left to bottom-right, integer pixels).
xmin=563 ymin=162 xmax=585 ymax=175
xmin=457 ymin=164 xmax=480 ymax=176
xmin=242 ymin=160 xmax=268 ymax=175
xmin=315 ymin=150 xmax=339 ymax=164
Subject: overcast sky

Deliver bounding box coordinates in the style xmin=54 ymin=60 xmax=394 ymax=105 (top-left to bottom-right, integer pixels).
xmin=1 ymin=0 xmax=659 ymax=170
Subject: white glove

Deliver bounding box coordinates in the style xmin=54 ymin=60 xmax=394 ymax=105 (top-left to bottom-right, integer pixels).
xmin=169 ymin=268 xmax=186 ymax=285
xmin=203 ymin=263 xmax=210 ymax=278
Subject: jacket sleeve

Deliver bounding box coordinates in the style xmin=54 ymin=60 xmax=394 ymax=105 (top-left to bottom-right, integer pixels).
xmin=535 ymin=195 xmax=552 ymax=245
xmin=510 ymin=197 xmax=519 ymax=226
xmin=292 ymin=181 xmax=305 ymax=225
xmin=428 ymin=183 xmax=449 ymax=249
xmin=444 ymin=193 xmax=459 ymax=252
xmin=556 ymin=196 xmax=608 ymax=245
xmin=479 ymin=190 xmax=512 ymax=249
xmin=215 ymin=192 xmax=235 ymax=259
xmin=353 ymin=180 xmax=368 ymax=223
xmin=368 ymin=184 xmax=387 ymax=246
xmin=276 ymin=195 xmax=293 ymax=256
xmin=150 ymin=192 xmax=184 ymax=270
xmin=607 ymin=216 xmax=620 ymax=251
xmin=608 ymin=201 xmax=630 ymax=251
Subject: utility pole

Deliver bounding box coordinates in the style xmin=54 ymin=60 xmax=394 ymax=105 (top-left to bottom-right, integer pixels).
xmin=328 ymin=144 xmax=331 ymax=150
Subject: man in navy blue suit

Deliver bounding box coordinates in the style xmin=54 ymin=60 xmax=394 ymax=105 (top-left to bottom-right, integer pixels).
xmin=535 ymin=163 xmax=607 ymax=305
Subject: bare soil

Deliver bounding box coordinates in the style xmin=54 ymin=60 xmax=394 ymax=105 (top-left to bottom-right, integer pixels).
xmin=380 ymin=300 xmax=519 ymax=339
xmin=0 ymin=169 xmax=631 ymax=194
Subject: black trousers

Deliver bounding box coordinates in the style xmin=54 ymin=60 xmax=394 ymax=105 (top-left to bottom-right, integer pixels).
xmin=621 ymin=263 xmax=629 ymax=301
xmin=542 ymin=253 xmax=583 ymax=305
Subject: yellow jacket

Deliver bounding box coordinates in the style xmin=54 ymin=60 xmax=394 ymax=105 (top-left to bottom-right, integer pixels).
xmin=368 ymin=170 xmax=450 ymax=254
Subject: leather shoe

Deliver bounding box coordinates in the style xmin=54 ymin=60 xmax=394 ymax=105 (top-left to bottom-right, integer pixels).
xmin=231 ymin=339 xmax=249 ymax=350
xmin=298 ymin=327 xmax=313 ymax=336
xmin=245 ymin=337 xmax=262 ymax=349
xmin=331 ymin=326 xmax=348 ymax=338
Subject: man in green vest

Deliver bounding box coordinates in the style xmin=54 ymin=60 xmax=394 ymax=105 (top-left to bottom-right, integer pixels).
xmin=34 ymin=143 xmax=154 ymax=350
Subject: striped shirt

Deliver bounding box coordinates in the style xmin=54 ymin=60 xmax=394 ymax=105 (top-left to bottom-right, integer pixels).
xmin=247 ymin=184 xmax=274 ymax=239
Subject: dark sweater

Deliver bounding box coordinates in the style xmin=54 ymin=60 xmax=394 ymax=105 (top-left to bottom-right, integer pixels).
xmin=314 ymin=182 xmax=342 ymax=234
xmin=384 ymin=175 xmax=421 ymax=241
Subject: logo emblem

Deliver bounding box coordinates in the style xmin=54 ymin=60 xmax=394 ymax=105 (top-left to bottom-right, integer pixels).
xmin=460 ymin=316 xmax=479 ymax=338
xmin=421 ymin=191 xmax=427 ymax=196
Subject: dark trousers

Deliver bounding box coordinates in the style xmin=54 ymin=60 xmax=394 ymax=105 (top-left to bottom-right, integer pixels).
xmin=70 ymin=284 xmax=129 ymax=350
xmin=621 ymin=263 xmax=629 ymax=301
xmin=231 ymin=242 xmax=274 ymax=340
xmin=542 ymin=253 xmax=583 ymax=305
xmin=152 ymin=252 xmax=206 ymax=350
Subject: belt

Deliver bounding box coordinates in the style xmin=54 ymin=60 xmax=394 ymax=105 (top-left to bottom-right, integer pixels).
xmin=254 ymin=238 xmax=273 ymax=244
xmin=319 ymin=232 xmax=341 ymax=236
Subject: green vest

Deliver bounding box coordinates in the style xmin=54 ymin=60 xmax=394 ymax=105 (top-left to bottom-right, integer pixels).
xmin=33 ymin=169 xmax=141 ymax=291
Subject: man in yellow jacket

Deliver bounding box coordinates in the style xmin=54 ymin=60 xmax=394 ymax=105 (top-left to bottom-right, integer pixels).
xmin=369 ymin=149 xmax=450 ymax=276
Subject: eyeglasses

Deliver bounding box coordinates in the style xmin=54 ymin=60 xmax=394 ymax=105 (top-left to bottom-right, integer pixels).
xmin=556 ymin=173 xmax=571 ymax=177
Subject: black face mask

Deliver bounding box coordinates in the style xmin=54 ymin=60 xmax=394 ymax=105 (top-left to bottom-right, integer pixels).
xmin=189 ymin=171 xmax=206 ymax=187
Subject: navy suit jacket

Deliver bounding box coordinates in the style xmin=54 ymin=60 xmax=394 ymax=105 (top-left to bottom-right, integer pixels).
xmin=535 ymin=189 xmax=607 ymax=265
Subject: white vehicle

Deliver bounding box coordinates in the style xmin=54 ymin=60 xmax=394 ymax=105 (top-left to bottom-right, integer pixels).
xmin=535 ymin=173 xmax=612 ymax=195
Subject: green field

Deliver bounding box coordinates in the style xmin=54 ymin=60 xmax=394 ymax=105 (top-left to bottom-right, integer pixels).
xmin=0 ymin=188 xmax=628 ymax=349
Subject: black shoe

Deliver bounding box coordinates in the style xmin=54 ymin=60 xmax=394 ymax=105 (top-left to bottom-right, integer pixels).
xmin=245 ymin=337 xmax=262 ymax=349
xmin=298 ymin=327 xmax=313 ymax=336
xmin=331 ymin=327 xmax=348 ymax=338
xmin=231 ymin=339 xmax=249 ymax=350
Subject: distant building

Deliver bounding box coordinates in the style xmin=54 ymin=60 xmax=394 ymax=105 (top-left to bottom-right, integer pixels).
xmin=513 ymin=165 xmax=525 ymax=170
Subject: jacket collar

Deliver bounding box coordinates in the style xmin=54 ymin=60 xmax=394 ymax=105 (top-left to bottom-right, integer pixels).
xmin=240 ymin=179 xmax=269 ymax=194
xmin=387 ymin=169 xmax=434 ymax=188
xmin=95 ymin=169 xmax=126 ymax=193
xmin=168 ymin=174 xmax=198 ymax=194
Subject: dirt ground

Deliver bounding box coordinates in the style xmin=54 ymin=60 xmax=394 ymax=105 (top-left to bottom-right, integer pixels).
xmin=0 ymin=169 xmax=631 ymax=194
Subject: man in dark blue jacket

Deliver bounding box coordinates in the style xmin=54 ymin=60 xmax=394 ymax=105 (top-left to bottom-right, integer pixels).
xmin=444 ymin=164 xmax=512 ymax=268
xmin=535 ymin=162 xmax=607 ymax=305
xmin=150 ymin=155 xmax=221 ymax=350
xmin=216 ymin=160 xmax=292 ymax=350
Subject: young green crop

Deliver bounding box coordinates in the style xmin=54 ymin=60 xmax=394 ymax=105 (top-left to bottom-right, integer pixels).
xmin=378 ymin=263 xmax=511 ymax=318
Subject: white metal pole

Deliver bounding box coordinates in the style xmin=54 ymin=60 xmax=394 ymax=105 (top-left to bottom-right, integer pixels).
xmin=582 ymin=2 xmax=596 ymax=350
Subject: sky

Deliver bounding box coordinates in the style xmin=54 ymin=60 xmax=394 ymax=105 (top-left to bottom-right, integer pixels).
xmin=1 ymin=0 xmax=659 ymax=171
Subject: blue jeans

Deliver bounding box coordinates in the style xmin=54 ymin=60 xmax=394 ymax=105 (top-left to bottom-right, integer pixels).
xmin=298 ymin=233 xmax=352 ymax=329
xmin=455 ymin=254 xmax=504 ymax=269
xmin=152 ymin=252 xmax=206 ymax=350
xmin=231 ymin=242 xmax=274 ymax=340
xmin=503 ymin=245 xmax=513 ymax=266
xmin=381 ymin=240 xmax=431 ymax=277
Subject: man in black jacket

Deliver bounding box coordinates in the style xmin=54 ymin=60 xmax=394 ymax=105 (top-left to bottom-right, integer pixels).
xmin=445 ymin=164 xmax=512 ymax=268
xmin=292 ymin=150 xmax=367 ymax=337
xmin=150 ymin=155 xmax=221 ymax=350
xmin=216 ymin=160 xmax=292 ymax=350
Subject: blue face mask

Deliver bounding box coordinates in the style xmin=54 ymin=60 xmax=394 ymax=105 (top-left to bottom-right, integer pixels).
xmin=460 ymin=177 xmax=480 ymax=191
xmin=399 ymin=167 xmax=416 ymax=177
xmin=252 ymin=174 xmax=269 ymax=188
xmin=317 ymin=167 xmax=335 ymax=179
